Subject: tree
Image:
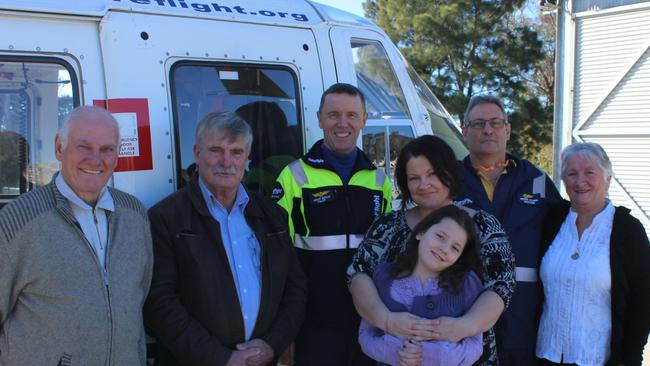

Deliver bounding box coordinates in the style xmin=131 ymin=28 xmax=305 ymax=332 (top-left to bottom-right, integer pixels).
xmin=508 ymin=96 xmax=553 ymax=173
xmin=364 ymin=0 xmax=544 ymax=122
xmin=364 ymin=0 xmax=558 ymax=173
xmin=507 ymin=7 xmax=556 ymax=173
xmin=58 ymin=94 xmax=74 ymax=125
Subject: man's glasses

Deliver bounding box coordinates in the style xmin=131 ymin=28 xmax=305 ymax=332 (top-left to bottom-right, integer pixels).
xmin=465 ymin=118 xmax=507 ymax=130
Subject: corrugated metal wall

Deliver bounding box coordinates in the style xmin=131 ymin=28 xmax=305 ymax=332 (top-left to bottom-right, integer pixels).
xmin=574 ymin=0 xmax=648 ymax=13
xmin=572 ymin=5 xmax=650 ymax=233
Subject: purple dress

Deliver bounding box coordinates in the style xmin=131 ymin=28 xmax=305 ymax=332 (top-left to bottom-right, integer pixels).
xmin=359 ymin=263 xmax=484 ymax=366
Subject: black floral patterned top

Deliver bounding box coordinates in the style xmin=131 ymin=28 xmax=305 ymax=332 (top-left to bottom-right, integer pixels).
xmin=347 ymin=208 xmax=515 ymax=366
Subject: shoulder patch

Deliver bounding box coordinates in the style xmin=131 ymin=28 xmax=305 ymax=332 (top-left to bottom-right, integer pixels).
xmin=271 ymin=183 xmax=284 ymax=201
xmin=455 ymin=197 xmax=474 ymax=206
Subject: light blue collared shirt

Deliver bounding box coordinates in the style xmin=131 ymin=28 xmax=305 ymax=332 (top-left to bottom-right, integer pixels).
xmin=198 ymin=178 xmax=261 ymax=340
xmin=55 ymin=173 xmax=114 ymax=268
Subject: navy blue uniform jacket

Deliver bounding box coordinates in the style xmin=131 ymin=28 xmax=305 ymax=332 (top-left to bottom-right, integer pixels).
xmin=457 ymin=155 xmax=561 ymax=351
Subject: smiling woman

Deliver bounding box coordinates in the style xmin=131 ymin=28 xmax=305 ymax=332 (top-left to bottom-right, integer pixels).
xmin=348 ymin=135 xmax=515 ymax=366
xmin=537 ymin=142 xmax=650 ymax=366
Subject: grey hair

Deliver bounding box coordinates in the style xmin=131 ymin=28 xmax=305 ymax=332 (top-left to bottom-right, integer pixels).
xmin=59 ymin=106 xmax=120 ymax=148
xmin=463 ymin=94 xmax=508 ymax=126
xmin=195 ymin=112 xmax=252 ymax=152
xmin=560 ymin=142 xmax=613 ymax=181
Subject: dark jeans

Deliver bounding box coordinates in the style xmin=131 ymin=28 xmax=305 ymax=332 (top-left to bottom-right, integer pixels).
xmin=498 ymin=348 xmax=540 ymax=366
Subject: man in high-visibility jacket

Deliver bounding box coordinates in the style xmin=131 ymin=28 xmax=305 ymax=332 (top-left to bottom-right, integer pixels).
xmin=272 ymin=83 xmax=392 ymax=365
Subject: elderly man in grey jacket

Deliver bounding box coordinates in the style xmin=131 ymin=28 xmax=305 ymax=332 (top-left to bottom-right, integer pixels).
xmin=0 ymin=106 xmax=153 ymax=366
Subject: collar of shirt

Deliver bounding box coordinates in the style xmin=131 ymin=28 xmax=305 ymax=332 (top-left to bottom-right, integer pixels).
xmin=567 ymin=199 xmax=614 ymax=228
xmin=321 ymin=143 xmax=358 ymax=184
xmin=55 ymin=172 xmax=113 ymax=268
xmin=197 ymin=176 xmax=261 ymax=341
xmin=473 ymin=158 xmax=517 ymax=201
xmin=55 ymin=173 xmax=114 ymax=212
xmin=198 ymin=176 xmax=249 ymax=216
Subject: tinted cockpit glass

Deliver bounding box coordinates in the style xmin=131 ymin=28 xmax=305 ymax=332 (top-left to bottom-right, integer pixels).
xmin=171 ymin=63 xmax=303 ymax=196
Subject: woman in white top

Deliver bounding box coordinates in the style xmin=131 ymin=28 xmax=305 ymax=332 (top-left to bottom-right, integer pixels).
xmin=536 ymin=142 xmax=650 ymax=366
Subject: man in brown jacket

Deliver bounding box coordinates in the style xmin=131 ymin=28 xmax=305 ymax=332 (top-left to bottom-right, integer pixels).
xmin=144 ymin=112 xmax=307 ymax=366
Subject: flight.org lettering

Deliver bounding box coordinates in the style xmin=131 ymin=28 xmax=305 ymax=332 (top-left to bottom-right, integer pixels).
xmin=114 ymin=0 xmax=309 ymax=22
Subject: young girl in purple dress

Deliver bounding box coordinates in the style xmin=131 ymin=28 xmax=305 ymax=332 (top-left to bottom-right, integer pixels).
xmin=359 ymin=205 xmax=484 ymax=366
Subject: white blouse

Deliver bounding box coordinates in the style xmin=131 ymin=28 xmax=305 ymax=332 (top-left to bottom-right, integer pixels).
xmin=536 ymin=202 xmax=615 ymax=366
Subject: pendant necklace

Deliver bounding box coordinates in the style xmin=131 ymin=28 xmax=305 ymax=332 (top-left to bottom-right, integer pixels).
xmin=571 ymin=216 xmax=585 ymax=260
xmin=571 ymin=240 xmax=582 ymax=260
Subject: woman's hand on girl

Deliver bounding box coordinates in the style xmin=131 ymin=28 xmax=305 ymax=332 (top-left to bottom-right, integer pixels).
xmin=386 ymin=312 xmax=437 ymax=340
xmin=428 ymin=315 xmax=474 ymax=342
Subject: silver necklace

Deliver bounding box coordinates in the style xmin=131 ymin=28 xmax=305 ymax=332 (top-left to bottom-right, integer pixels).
xmin=571 ymin=236 xmax=583 ymax=260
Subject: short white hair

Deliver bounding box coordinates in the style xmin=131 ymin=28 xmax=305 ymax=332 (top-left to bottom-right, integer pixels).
xmin=561 ymin=142 xmax=613 ymax=182
xmin=59 ymin=106 xmax=120 ymax=148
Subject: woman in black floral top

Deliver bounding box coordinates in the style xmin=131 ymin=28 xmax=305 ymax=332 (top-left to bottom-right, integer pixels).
xmin=348 ymin=135 xmax=515 ymax=366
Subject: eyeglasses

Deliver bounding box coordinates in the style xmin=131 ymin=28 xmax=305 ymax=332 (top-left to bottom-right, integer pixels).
xmin=465 ymin=118 xmax=507 ymax=130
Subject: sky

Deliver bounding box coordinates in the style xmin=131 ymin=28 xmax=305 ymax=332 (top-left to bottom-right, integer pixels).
xmin=313 ymin=0 xmax=366 ymax=18
xmin=312 ymin=0 xmax=539 ymax=21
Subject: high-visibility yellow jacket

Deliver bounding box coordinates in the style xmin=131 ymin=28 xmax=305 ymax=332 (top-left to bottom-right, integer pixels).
xmin=273 ymin=140 xmax=392 ymax=250
xmin=272 ymin=139 xmax=391 ymax=364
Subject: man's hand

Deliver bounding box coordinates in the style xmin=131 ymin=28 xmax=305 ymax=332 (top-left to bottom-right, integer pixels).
xmin=387 ymin=312 xmax=437 ymax=340
xmin=225 ymin=348 xmax=261 ymax=366
xmin=427 ymin=316 xmax=476 ymax=343
xmin=398 ymin=339 xmax=422 ymax=366
xmin=235 ymin=339 xmax=275 ymax=366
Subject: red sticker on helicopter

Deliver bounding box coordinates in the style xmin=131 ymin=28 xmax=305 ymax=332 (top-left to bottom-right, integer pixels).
xmin=93 ymin=98 xmax=153 ymax=172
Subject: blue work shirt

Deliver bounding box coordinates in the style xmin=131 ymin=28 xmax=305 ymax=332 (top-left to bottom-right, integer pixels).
xmin=199 ymin=178 xmax=261 ymax=340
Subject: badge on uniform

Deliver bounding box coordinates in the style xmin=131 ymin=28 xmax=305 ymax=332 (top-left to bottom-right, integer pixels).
xmin=519 ymin=193 xmax=540 ymax=205
xmin=310 ymin=189 xmax=334 ymax=204
xmin=455 ymin=198 xmax=474 ymax=206
xmin=271 ymin=184 xmax=284 ymax=201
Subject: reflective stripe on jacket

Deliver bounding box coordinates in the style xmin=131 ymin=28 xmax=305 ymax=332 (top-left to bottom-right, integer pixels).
xmin=272 ymin=140 xmax=392 ymax=363
xmin=457 ymin=155 xmax=561 ymax=351
xmin=273 ymin=140 xmax=392 ymax=249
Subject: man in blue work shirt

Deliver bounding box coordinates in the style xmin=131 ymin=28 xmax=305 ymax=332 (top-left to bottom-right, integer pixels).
xmin=456 ymin=95 xmax=561 ymax=365
xmin=144 ymin=112 xmax=307 ymax=366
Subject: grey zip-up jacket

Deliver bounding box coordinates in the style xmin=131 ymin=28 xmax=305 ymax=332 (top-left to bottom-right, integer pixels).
xmin=0 ymin=178 xmax=153 ymax=366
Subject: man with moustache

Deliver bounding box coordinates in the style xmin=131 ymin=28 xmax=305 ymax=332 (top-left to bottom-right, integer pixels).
xmin=272 ymin=83 xmax=393 ymax=365
xmin=144 ymin=112 xmax=306 ymax=366
xmin=455 ymin=95 xmax=561 ymax=365
xmin=0 ymin=106 xmax=153 ymax=365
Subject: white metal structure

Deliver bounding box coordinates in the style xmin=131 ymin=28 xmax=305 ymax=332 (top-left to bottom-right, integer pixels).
xmin=0 ymin=0 xmax=465 ymax=208
xmin=555 ymin=0 xmax=650 ymax=235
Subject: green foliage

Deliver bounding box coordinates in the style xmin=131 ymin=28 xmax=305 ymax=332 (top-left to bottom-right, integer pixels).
xmin=365 ymin=0 xmax=544 ymax=121
xmin=364 ymin=0 xmax=556 ymax=171
xmin=58 ymin=95 xmax=74 ymax=125
xmin=508 ymin=96 xmax=554 ymax=174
